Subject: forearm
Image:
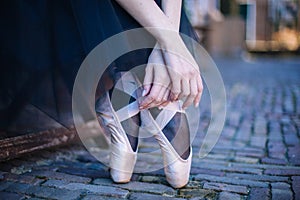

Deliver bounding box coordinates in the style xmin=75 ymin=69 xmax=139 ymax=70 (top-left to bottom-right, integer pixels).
xmin=161 ymin=0 xmax=182 ymax=32
xmin=115 ymin=0 xmax=194 ymax=67
xmin=114 ymin=0 xmax=181 ymax=45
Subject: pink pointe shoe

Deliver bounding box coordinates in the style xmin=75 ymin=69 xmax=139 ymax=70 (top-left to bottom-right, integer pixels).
xmin=141 ymin=102 xmax=192 ymax=189
xmin=95 ymin=73 xmax=141 ymax=183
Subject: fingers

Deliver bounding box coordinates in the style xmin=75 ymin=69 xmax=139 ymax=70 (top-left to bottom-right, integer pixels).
xmin=182 ymin=77 xmax=197 ymax=109
xmin=169 ymin=71 xmax=181 ymax=101
xmin=139 ymin=83 xmax=160 ymax=109
xmin=146 ymin=84 xmax=169 ymax=108
xmin=141 ymin=62 xmax=171 ymax=109
xmin=142 ymin=64 xmax=154 ymax=96
xmin=139 ymin=83 xmax=169 ymax=109
xmin=193 ymin=74 xmax=203 ymax=107
xmin=140 ymin=46 xmax=203 ymax=110
xmin=163 ymin=50 xmax=203 ymax=109
xmin=178 ymin=78 xmax=190 ymax=101
xmin=157 ymin=85 xmax=171 ymax=108
xmin=160 ymin=88 xmax=171 ymax=107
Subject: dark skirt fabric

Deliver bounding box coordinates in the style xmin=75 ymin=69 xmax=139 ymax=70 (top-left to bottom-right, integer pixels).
xmin=0 ymin=0 xmax=198 ymax=134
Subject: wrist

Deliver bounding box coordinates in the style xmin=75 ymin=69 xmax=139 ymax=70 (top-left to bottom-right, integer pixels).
xmin=156 ymin=30 xmax=182 ymax=49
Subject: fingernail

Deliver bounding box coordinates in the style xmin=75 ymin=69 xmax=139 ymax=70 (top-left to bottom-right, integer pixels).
xmin=195 ymin=103 xmax=199 ymax=108
xmin=158 ymin=106 xmax=163 ymax=110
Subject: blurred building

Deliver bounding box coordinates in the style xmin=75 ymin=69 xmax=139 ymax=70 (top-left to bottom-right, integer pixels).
xmin=185 ymin=0 xmax=300 ymax=55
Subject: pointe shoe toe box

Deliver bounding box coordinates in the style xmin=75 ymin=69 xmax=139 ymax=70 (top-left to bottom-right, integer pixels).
xmin=110 ymin=169 xmax=132 ymax=183
xmin=164 ymin=159 xmax=191 ymax=188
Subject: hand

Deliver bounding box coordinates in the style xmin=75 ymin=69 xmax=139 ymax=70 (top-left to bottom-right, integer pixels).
xmin=161 ymin=37 xmax=203 ymax=109
xmin=139 ymin=48 xmax=171 ymax=109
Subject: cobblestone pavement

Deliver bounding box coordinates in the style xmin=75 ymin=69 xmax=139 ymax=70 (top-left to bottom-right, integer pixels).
xmin=0 ymin=56 xmax=300 ymax=200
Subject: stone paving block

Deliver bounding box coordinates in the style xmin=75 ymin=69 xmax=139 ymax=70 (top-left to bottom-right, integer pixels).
xmin=82 ymin=194 xmax=125 ymax=200
xmin=27 ymin=170 xmax=91 ymax=183
xmin=4 ymin=181 xmax=83 ymax=200
xmin=282 ymin=122 xmax=297 ymax=134
xmin=192 ymin=162 xmax=263 ymax=174
xmin=283 ymin=90 xmax=294 ymax=113
xmin=283 ymin=133 xmax=299 ymax=146
xmin=206 ymin=153 xmax=230 ymax=160
xmin=0 ymin=180 xmax=13 ymax=191
xmin=292 ymin=176 xmax=300 ymax=200
xmin=35 ymin=159 xmax=54 ymax=167
xmin=288 ymin=146 xmax=300 ymax=165
xmin=139 ymin=168 xmax=165 ymax=176
xmin=30 ymin=165 xmax=59 ymax=173
xmin=264 ymin=168 xmax=300 ymax=176
xmin=273 ymin=104 xmax=282 ymax=114
xmin=222 ymin=127 xmax=236 ymax=138
xmin=25 ymin=185 xmax=84 ymax=200
xmin=114 ymin=181 xmax=176 ymax=196
xmin=254 ymin=116 xmax=267 ymax=135
xmin=190 ymin=168 xmax=225 ymax=177
xmin=0 ymin=191 xmax=25 ymax=200
xmin=2 ymin=173 xmax=43 ymax=185
xmin=268 ymin=132 xmax=282 ymax=142
xmin=235 ymin=151 xmax=265 ymax=158
xmin=198 ymin=158 xmax=292 ymax=171
xmin=271 ymin=188 xmax=293 ymax=200
xmin=271 ymin=182 xmax=290 ymax=190
xmin=216 ymin=140 xmax=235 ymax=147
xmin=43 ymin=180 xmax=129 ymax=198
xmin=179 ymin=188 xmax=217 ymax=199
xmin=227 ymin=111 xmax=241 ymax=127
xmin=268 ymin=152 xmax=286 ymax=160
xmin=203 ymin=182 xmax=248 ymax=194
xmin=43 ymin=179 xmax=69 ymax=187
xmin=230 ymin=162 xmax=300 ymax=170
xmin=217 ymin=191 xmax=244 ymax=200
xmin=210 ymin=146 xmax=262 ymax=153
xmin=233 ymin=156 xmax=259 ymax=164
xmin=225 ymin=172 xmax=289 ymax=182
xmin=57 ymin=166 xmax=110 ymax=179
xmin=250 ymin=136 xmax=267 ymax=149
xmin=248 ymin=187 xmax=269 ymax=200
xmin=235 ymin=124 xmax=251 ymax=142
xmin=268 ymin=142 xmax=286 ymax=158
xmin=261 ymin=157 xmax=288 ymax=165
xmin=183 ymin=180 xmax=203 ymax=189
xmin=10 ymin=165 xmax=33 ymax=175
xmin=268 ymin=123 xmax=281 ymax=136
xmin=138 ymin=176 xmax=168 ymax=185
xmin=4 ymin=182 xmax=32 ymax=194
xmin=93 ymin=178 xmax=114 ymax=185
xmin=129 ymin=193 xmax=185 ymax=200
xmin=194 ymin=174 xmax=268 ymax=188
xmin=231 ymin=141 xmax=247 ymax=148
xmin=44 ymin=180 xmax=129 ymax=198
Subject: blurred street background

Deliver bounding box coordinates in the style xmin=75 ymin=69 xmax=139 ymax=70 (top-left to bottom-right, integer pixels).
xmin=186 ymin=0 xmax=300 ymax=55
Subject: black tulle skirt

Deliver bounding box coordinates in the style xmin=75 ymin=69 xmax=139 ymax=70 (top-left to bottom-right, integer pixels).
xmin=0 ymin=0 xmax=198 ymax=136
